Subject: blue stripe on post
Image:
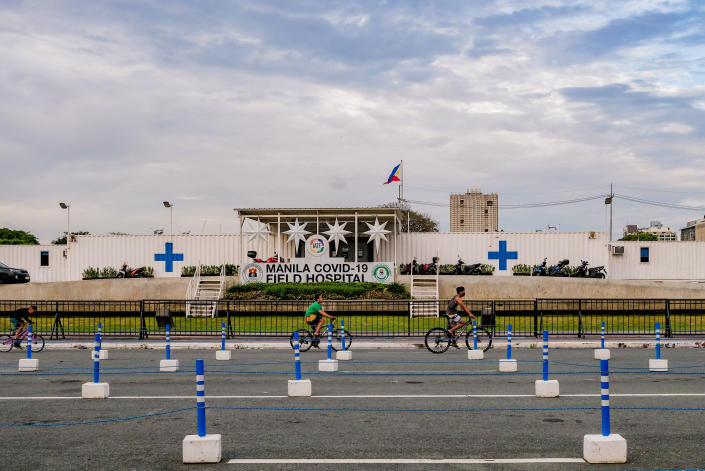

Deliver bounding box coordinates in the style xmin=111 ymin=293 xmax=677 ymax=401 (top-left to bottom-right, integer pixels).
xmin=542 ymin=330 xmax=548 ymax=381
xmin=93 ymin=333 xmax=100 ymax=383
xmin=27 ymin=324 xmax=32 ymax=360
xmin=472 ymin=321 xmax=478 ymax=350
xmin=98 ymin=322 xmax=102 ymax=349
xmin=341 ymin=320 xmax=346 ymax=351
xmin=195 ymin=359 xmax=206 ymax=437
xmin=655 ymin=321 xmax=661 ymax=360
xmin=221 ymin=322 xmax=226 ymax=351
xmin=600 ymin=359 xmax=610 ymax=436
xmin=166 ymin=324 xmax=171 ymax=360
xmin=327 ymin=324 xmax=332 ymax=360
xmin=507 ymin=324 xmax=512 ymax=360
xmin=601 ymin=321 xmax=605 ymax=349
xmin=293 ymin=331 xmax=302 ymax=381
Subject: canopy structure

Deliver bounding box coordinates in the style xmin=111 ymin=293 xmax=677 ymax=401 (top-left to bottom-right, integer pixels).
xmin=234 ymin=207 xmax=404 ymax=269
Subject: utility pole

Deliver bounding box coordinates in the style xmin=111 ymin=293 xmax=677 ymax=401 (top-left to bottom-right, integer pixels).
xmin=604 ymin=183 xmax=614 ymax=241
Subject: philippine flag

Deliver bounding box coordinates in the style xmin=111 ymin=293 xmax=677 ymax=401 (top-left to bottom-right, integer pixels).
xmin=384 ymin=163 xmax=401 ymax=185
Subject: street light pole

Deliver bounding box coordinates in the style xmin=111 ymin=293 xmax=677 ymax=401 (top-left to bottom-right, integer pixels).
xmin=163 ymin=202 xmax=173 ymax=237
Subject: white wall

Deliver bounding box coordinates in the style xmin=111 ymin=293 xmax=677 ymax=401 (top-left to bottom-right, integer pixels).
xmin=380 ymin=232 xmax=609 ymax=276
xmin=0 ymin=245 xmax=67 ymax=282
xmin=609 ymin=241 xmax=705 ymax=280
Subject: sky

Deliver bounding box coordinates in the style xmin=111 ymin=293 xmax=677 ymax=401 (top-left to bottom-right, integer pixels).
xmin=1 ymin=0 xmax=704 ymax=242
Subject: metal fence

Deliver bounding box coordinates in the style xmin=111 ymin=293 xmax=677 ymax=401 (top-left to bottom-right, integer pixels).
xmin=1 ymin=298 xmax=704 ymax=339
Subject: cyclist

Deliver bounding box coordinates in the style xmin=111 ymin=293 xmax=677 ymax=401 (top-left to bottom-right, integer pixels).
xmin=304 ymin=294 xmax=336 ymax=348
xmin=447 ymin=287 xmax=475 ymax=348
xmin=10 ymin=305 xmax=36 ymax=348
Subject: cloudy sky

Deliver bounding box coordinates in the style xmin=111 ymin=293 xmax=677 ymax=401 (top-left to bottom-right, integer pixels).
xmin=1 ymin=0 xmax=704 ymax=242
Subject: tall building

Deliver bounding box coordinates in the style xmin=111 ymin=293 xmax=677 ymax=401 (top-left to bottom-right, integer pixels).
xmin=623 ymin=221 xmax=677 ymax=241
xmin=450 ymin=189 xmax=498 ymax=232
xmin=681 ymin=216 xmax=705 ymax=241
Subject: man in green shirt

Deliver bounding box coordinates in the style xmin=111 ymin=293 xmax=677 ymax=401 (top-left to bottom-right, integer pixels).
xmin=304 ymin=294 xmax=336 ymax=348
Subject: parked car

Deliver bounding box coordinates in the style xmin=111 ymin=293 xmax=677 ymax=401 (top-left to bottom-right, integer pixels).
xmin=0 ymin=262 xmax=30 ymax=283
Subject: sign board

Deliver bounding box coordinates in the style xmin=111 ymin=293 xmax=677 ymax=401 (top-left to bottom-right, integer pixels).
xmin=241 ymin=234 xmax=394 ymax=284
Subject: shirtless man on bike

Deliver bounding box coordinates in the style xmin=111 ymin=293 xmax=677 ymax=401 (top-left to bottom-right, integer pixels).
xmin=447 ymin=287 xmax=475 ymax=348
xmin=304 ymin=294 xmax=336 ymax=348
xmin=10 ymin=305 xmax=36 ymax=348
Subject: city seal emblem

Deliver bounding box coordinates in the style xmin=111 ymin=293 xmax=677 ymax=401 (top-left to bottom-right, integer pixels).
xmin=240 ymin=263 xmax=264 ymax=284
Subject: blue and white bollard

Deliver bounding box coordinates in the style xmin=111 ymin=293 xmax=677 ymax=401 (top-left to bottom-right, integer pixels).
xmin=288 ymin=331 xmax=312 ymax=396
xmin=649 ymin=321 xmax=668 ymax=371
xmin=91 ymin=322 xmax=109 ymax=360
xmin=594 ymin=320 xmax=611 ymax=360
xmin=535 ymin=330 xmax=559 ymax=397
xmin=160 ymin=324 xmax=179 ymax=372
xmin=499 ymin=323 xmax=517 ymax=372
xmin=82 ymin=333 xmax=109 ymax=398
xmin=183 ymin=359 xmax=222 ymax=463
xmin=583 ymin=359 xmax=627 ymax=463
xmin=215 ymin=322 xmax=231 ymax=361
xmin=18 ymin=324 xmax=39 ymax=372
xmin=336 ymin=319 xmax=352 ymax=360
xmin=319 ymin=323 xmax=339 ymax=371
xmin=468 ymin=320 xmax=484 ymax=360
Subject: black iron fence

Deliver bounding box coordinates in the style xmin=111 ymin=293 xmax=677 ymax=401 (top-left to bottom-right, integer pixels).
xmin=1 ymin=299 xmax=704 ymax=339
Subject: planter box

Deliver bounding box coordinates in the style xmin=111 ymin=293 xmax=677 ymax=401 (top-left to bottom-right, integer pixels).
xmin=513 ymin=273 xmax=531 ymax=276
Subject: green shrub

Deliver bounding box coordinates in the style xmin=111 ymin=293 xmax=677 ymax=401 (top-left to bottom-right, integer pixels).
xmin=82 ymin=267 xmax=100 ymax=279
xmin=142 ymin=266 xmax=154 ymax=277
xmin=182 ymin=266 xmax=197 ymax=276
xmin=182 ymin=264 xmax=239 ymax=276
xmin=480 ymin=264 xmax=495 ymax=275
xmin=100 ymin=266 xmax=118 ymax=278
xmin=512 ymin=264 xmax=532 ymax=275
xmin=439 ymin=264 xmax=455 ymax=275
xmin=225 ymin=282 xmax=410 ymax=300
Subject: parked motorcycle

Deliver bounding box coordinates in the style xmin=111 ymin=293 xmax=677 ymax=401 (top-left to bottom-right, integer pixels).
xmin=548 ymin=259 xmax=570 ymax=277
xmin=117 ymin=263 xmax=145 ymax=278
xmin=454 ymin=257 xmax=482 ymax=275
xmin=417 ymin=256 xmax=439 ymax=275
xmin=572 ymin=260 xmax=607 ymax=279
xmin=573 ymin=260 xmax=590 ymax=278
xmin=400 ymin=258 xmax=416 ymax=275
xmin=533 ymin=258 xmax=548 ymax=276
xmin=247 ymin=251 xmax=284 ymax=263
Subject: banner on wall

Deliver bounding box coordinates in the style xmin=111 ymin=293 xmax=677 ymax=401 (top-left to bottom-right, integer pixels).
xmin=240 ymin=234 xmax=394 ymax=284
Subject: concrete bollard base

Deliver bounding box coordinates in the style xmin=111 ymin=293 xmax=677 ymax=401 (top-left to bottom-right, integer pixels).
xmin=82 ymin=382 xmax=110 ymax=399
xmin=160 ymin=359 xmax=180 ymax=372
xmin=583 ymin=433 xmax=627 ymax=463
xmin=18 ymin=358 xmax=39 ymax=372
xmin=318 ymin=359 xmax=339 ymax=372
xmin=594 ymin=349 xmax=611 ymax=360
xmin=215 ymin=350 xmax=232 ymax=361
xmin=288 ymin=379 xmax=312 ymax=397
xmin=498 ymin=359 xmax=517 ymax=372
xmin=649 ymin=358 xmax=668 ymax=372
xmin=182 ymin=434 xmax=222 ymax=463
xmin=535 ymin=379 xmax=560 ymax=397
xmin=336 ymin=350 xmax=352 ymax=361
xmin=467 ymin=350 xmax=484 ymax=360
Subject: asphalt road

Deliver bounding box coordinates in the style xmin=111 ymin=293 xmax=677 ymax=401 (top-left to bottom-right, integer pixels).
xmin=1 ymin=347 xmax=704 ymax=470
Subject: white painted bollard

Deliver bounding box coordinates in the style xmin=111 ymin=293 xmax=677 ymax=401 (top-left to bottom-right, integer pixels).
xmin=288 ymin=331 xmax=312 ymax=397
xmin=583 ymin=359 xmax=627 ymax=463
xmin=535 ymin=330 xmax=559 ymax=398
xmin=90 ymin=322 xmax=109 ymax=360
xmin=183 ymin=359 xmax=222 ymax=463
xmin=82 ymin=333 xmax=109 ymax=399
xmin=467 ymin=320 xmax=484 ymax=360
xmin=160 ymin=324 xmax=180 ymax=372
xmin=215 ymin=322 xmax=231 ymax=361
xmin=594 ymin=321 xmax=610 ymax=360
xmin=18 ymin=325 xmax=39 ymax=372
xmin=318 ymin=324 xmax=338 ymax=372
xmin=498 ymin=324 xmax=517 ymax=372
xmin=335 ymin=320 xmax=352 ymax=360
xmin=649 ymin=322 xmax=668 ymax=372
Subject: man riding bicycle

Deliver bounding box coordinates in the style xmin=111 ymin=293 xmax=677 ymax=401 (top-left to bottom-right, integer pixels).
xmin=304 ymin=294 xmax=336 ymax=349
xmin=10 ymin=305 xmax=36 ymax=348
xmin=447 ymin=287 xmax=475 ymax=348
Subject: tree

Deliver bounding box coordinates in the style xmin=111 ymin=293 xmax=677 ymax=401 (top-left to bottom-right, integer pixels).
xmin=0 ymin=228 xmax=39 ymax=245
xmin=381 ymin=202 xmax=439 ymax=232
xmin=618 ymin=233 xmax=658 ymax=241
xmin=52 ymin=231 xmax=90 ymax=244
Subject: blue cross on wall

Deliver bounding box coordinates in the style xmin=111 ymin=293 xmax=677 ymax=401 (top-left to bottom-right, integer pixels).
xmin=488 ymin=240 xmax=518 ymax=271
xmin=154 ymin=242 xmax=184 ymax=273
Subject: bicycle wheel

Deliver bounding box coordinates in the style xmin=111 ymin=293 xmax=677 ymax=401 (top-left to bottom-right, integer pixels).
xmin=30 ymin=334 xmax=45 ymax=353
xmin=331 ymin=329 xmax=352 ymax=351
xmin=0 ymin=335 xmax=14 ymax=352
xmin=465 ymin=327 xmax=492 ymax=352
xmin=424 ymin=328 xmax=451 ymax=354
xmin=289 ymin=330 xmax=313 ymax=353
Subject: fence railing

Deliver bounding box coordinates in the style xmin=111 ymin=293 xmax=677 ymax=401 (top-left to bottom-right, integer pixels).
xmin=1 ymin=299 xmax=704 ymax=339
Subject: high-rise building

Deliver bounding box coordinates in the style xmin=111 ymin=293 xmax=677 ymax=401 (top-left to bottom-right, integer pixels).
xmin=681 ymin=216 xmax=705 ymax=241
xmin=450 ymin=189 xmax=498 ymax=232
xmin=623 ymin=221 xmax=677 ymax=241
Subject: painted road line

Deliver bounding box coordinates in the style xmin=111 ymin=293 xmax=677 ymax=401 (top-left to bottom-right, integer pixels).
xmin=227 ymin=458 xmax=586 ymax=464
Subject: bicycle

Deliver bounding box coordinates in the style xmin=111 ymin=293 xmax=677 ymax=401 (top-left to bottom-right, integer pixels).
xmin=289 ymin=319 xmax=352 ymax=353
xmin=424 ymin=316 xmax=492 ymax=354
xmin=1 ymin=326 xmax=45 ymax=353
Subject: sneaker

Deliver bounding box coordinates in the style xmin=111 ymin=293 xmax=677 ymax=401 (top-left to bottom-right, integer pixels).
xmin=14 ymin=343 xmax=22 ymax=349
xmin=311 ymin=339 xmax=321 ymax=349
xmin=451 ymin=341 xmax=460 ymax=349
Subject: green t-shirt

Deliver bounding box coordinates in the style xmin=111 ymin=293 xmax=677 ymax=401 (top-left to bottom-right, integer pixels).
xmin=305 ymin=302 xmax=322 ymax=319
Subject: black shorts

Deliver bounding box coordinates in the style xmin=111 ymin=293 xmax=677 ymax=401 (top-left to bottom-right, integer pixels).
xmin=306 ymin=314 xmax=322 ymax=326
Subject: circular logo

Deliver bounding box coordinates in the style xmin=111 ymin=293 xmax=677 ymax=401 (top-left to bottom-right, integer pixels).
xmin=306 ymin=236 xmax=327 ymax=257
xmin=240 ymin=263 xmax=263 ymax=283
xmin=372 ymin=264 xmax=391 ymax=282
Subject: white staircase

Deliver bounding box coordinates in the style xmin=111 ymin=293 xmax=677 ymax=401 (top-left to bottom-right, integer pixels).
xmin=186 ymin=264 xmax=225 ymax=318
xmin=409 ymin=266 xmax=439 ymax=318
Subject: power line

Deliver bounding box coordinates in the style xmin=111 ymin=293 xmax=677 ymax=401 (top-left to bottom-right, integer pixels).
xmin=614 ymin=194 xmax=705 ymax=212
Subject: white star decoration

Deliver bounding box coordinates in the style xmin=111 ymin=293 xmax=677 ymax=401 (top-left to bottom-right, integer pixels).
xmin=283 ymin=218 xmax=311 ymax=245
xmin=323 ymin=218 xmax=351 ymax=252
xmin=363 ymin=218 xmax=391 ymax=253
xmin=244 ymin=220 xmax=271 ymax=244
